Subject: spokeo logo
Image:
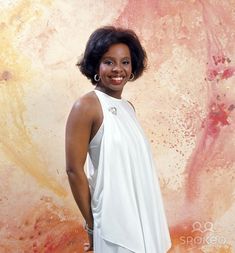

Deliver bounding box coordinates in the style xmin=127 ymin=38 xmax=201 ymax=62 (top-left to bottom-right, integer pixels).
xmin=180 ymin=221 xmax=226 ymax=246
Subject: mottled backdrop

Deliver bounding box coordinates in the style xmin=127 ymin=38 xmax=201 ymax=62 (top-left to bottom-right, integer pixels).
xmin=0 ymin=0 xmax=234 ymax=252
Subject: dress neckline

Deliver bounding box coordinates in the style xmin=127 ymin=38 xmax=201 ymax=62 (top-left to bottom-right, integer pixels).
xmin=94 ymin=89 xmax=124 ymax=102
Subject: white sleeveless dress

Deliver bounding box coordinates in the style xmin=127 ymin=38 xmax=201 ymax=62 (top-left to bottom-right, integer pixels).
xmin=87 ymin=90 xmax=171 ymax=253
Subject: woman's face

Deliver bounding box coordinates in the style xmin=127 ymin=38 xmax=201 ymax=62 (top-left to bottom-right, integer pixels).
xmin=98 ymin=43 xmax=132 ymax=94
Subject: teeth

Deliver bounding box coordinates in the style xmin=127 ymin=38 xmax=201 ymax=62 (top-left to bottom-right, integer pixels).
xmin=111 ymin=77 xmax=123 ymax=81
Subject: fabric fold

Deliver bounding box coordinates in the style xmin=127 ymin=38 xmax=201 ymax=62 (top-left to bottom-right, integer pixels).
xmin=87 ymin=90 xmax=171 ymax=253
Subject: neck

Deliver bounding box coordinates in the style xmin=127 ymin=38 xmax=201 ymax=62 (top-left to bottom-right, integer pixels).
xmin=95 ymin=85 xmax=123 ymax=99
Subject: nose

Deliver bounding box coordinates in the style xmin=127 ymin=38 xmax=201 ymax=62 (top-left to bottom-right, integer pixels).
xmin=112 ymin=63 xmax=123 ymax=73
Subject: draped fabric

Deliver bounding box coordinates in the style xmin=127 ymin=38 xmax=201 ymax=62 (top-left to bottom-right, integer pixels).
xmin=87 ymin=90 xmax=171 ymax=253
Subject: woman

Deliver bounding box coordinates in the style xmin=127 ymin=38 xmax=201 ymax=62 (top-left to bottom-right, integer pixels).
xmin=65 ymin=26 xmax=171 ymax=253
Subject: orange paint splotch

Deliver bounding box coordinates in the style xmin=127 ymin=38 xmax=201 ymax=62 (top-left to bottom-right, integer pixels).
xmin=168 ymin=219 xmax=231 ymax=253
xmin=1 ymin=196 xmax=87 ymax=252
xmin=169 ymin=221 xmax=204 ymax=249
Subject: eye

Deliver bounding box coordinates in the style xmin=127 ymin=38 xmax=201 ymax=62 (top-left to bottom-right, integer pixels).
xmin=123 ymin=60 xmax=130 ymax=65
xmin=103 ymin=60 xmax=113 ymax=65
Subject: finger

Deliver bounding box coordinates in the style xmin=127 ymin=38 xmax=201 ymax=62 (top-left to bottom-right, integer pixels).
xmin=83 ymin=243 xmax=90 ymax=252
xmin=84 ymin=243 xmax=94 ymax=252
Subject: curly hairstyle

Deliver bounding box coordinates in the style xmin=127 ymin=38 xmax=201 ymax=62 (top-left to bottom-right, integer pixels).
xmin=77 ymin=26 xmax=147 ymax=85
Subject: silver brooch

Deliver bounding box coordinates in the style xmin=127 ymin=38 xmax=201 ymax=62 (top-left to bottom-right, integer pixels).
xmin=108 ymin=106 xmax=117 ymax=115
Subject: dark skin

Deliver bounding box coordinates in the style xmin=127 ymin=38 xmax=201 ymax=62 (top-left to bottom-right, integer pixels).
xmin=66 ymin=92 xmax=102 ymax=252
xmin=65 ymin=43 xmax=132 ymax=252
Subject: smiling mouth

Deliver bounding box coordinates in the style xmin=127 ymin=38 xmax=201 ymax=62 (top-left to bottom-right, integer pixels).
xmin=110 ymin=77 xmax=124 ymax=81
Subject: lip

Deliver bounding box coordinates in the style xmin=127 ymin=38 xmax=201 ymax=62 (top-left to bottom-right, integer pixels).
xmin=109 ymin=76 xmax=125 ymax=85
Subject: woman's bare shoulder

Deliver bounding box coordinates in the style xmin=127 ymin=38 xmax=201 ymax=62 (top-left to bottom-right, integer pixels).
xmin=68 ymin=91 xmax=100 ymax=120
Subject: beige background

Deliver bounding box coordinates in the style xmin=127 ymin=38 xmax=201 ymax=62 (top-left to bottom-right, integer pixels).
xmin=0 ymin=0 xmax=235 ymax=252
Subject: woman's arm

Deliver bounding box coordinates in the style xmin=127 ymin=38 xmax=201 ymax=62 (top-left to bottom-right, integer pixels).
xmin=65 ymin=97 xmax=94 ymax=229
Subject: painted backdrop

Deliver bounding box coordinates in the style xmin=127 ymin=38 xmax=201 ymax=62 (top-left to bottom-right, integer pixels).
xmin=0 ymin=0 xmax=234 ymax=252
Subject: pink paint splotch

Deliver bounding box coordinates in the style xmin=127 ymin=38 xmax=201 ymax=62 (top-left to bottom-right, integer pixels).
xmin=115 ymin=0 xmax=235 ymax=251
xmin=185 ymin=0 xmax=235 ymax=201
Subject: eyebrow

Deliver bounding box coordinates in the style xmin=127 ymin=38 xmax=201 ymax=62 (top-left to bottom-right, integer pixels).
xmin=101 ymin=56 xmax=131 ymax=60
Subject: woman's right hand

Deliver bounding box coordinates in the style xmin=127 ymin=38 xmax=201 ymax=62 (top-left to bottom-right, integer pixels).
xmin=84 ymin=234 xmax=93 ymax=252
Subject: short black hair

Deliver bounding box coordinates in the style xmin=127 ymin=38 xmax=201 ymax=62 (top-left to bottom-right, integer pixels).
xmin=77 ymin=26 xmax=147 ymax=85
